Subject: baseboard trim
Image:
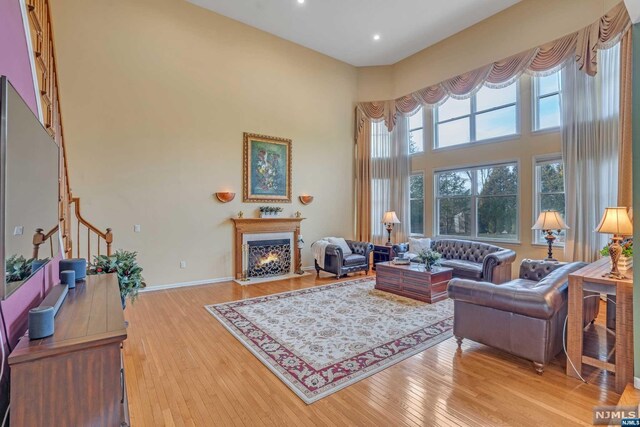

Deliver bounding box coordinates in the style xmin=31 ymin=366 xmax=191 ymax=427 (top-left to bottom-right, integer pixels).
xmin=634 ymin=377 xmax=640 ymax=389
xmin=140 ymin=277 xmax=234 ymax=293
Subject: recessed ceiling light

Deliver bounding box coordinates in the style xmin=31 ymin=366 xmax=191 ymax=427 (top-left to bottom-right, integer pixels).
xmin=297 ymin=0 xmax=304 ymax=4
xmin=373 ymin=34 xmax=381 ymax=41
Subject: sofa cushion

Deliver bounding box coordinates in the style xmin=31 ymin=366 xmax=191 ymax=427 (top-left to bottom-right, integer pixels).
xmin=343 ymin=254 xmax=366 ymax=266
xmin=432 ymin=239 xmax=500 ymax=263
xmin=519 ymin=259 xmax=564 ymax=281
xmin=408 ymin=237 xmax=431 ymax=254
xmin=328 ymin=237 xmax=352 ymax=256
xmin=448 ymin=262 xmax=587 ymax=319
xmin=440 ymin=259 xmax=483 ymax=279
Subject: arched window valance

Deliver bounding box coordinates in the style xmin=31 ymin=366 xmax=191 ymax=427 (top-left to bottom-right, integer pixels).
xmin=355 ymin=2 xmax=631 ymax=138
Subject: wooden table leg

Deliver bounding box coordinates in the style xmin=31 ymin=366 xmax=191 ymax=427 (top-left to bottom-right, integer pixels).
xmin=615 ymin=281 xmax=634 ymax=393
xmin=566 ymin=275 xmax=584 ymax=379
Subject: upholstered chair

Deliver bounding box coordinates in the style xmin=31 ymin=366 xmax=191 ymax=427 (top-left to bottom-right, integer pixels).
xmin=315 ymin=240 xmax=373 ymax=278
xmin=448 ymin=259 xmax=600 ymax=374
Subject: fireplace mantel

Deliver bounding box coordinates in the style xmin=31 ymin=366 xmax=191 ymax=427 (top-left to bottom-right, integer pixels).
xmin=231 ymin=218 xmax=305 ymax=279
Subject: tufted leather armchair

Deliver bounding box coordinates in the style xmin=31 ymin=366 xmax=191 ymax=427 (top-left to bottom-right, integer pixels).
xmin=315 ymin=240 xmax=374 ymax=278
xmin=393 ymin=238 xmax=516 ymax=284
xmin=448 ymin=259 xmax=600 ymax=374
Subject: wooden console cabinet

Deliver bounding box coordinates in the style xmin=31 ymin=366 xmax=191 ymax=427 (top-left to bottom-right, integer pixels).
xmin=8 ymin=274 xmax=128 ymax=426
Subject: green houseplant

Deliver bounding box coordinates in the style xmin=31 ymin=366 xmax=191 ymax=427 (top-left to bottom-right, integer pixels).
xmin=416 ymin=249 xmax=442 ymax=271
xmin=5 ymin=255 xmax=35 ymax=282
xmin=259 ymin=206 xmax=284 ymax=218
xmin=88 ymin=250 xmax=146 ymax=308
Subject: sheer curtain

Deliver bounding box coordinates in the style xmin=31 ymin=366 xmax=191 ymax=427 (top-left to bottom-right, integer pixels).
xmin=370 ymin=119 xmax=411 ymax=245
xmin=561 ymin=43 xmax=620 ymax=262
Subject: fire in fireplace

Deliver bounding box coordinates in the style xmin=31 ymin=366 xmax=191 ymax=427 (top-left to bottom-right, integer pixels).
xmin=247 ymin=239 xmax=291 ymax=278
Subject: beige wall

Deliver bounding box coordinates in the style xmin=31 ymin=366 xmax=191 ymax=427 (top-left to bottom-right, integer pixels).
xmin=51 ymin=0 xmax=358 ymax=286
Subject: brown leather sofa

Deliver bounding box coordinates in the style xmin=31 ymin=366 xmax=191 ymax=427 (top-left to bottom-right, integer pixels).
xmin=447 ymin=259 xmax=600 ymax=374
xmin=393 ymin=238 xmax=516 ymax=284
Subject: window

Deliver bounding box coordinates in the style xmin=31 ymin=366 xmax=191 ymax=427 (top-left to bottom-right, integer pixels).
xmin=435 ymin=162 xmax=519 ymax=241
xmin=534 ymin=157 xmax=566 ymax=244
xmin=409 ymin=108 xmax=424 ymax=154
xmin=434 ymin=82 xmax=518 ymax=149
xmin=409 ymin=173 xmax=424 ymax=235
xmin=533 ymin=72 xmax=561 ymax=131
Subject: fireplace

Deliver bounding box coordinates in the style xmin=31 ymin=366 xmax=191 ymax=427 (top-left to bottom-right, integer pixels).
xmin=231 ymin=217 xmax=304 ymax=282
xmin=247 ymin=239 xmax=291 ymax=278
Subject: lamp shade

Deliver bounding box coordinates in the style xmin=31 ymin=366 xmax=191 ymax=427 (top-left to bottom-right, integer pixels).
xmin=532 ymin=210 xmax=569 ymax=231
xmin=382 ymin=211 xmax=400 ymax=224
xmin=596 ymin=207 xmax=633 ymax=236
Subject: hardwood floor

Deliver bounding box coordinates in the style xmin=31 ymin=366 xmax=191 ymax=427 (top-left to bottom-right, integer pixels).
xmin=123 ymin=271 xmax=620 ymax=426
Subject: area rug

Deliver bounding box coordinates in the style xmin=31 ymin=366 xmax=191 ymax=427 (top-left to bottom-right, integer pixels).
xmin=205 ymin=277 xmax=454 ymax=404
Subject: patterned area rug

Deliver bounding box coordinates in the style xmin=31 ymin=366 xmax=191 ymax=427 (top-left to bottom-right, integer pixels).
xmin=205 ymin=277 xmax=454 ymax=404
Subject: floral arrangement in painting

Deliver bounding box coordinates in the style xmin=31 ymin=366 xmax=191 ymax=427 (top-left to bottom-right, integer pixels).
xmin=256 ymin=149 xmax=281 ymax=192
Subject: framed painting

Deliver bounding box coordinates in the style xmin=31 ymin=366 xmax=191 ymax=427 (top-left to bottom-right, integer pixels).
xmin=243 ymin=133 xmax=292 ymax=203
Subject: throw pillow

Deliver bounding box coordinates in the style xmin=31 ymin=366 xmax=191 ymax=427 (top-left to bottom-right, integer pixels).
xmin=328 ymin=237 xmax=353 ymax=256
xmin=409 ymin=237 xmax=432 ymax=254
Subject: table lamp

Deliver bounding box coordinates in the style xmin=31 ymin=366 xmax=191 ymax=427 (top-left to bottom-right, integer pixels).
xmin=382 ymin=211 xmax=400 ymax=246
xmin=532 ymin=210 xmax=569 ymax=261
xmin=596 ymin=207 xmax=633 ymax=279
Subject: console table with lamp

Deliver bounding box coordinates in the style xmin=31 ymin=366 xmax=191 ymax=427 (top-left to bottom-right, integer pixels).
xmin=565 ymin=207 xmax=634 ymax=393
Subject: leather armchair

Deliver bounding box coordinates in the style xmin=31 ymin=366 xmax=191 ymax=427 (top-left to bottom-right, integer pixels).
xmin=448 ymin=260 xmax=599 ymax=374
xmin=315 ymin=240 xmax=373 ymax=278
xmin=393 ymin=239 xmax=516 ymax=284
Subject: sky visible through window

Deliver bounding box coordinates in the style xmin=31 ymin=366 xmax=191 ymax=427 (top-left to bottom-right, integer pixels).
xmin=435 ymin=83 xmax=518 ymax=148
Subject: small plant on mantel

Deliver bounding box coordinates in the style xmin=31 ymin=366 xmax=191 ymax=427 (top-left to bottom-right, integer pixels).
xmin=88 ymin=250 xmax=146 ymax=308
xmin=259 ymin=206 xmax=284 ymax=218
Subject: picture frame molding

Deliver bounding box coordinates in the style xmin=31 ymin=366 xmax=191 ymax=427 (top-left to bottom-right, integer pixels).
xmin=242 ymin=132 xmax=292 ymax=203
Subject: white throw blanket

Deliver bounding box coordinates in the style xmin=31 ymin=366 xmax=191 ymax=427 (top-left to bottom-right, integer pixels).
xmin=311 ymin=239 xmax=331 ymax=269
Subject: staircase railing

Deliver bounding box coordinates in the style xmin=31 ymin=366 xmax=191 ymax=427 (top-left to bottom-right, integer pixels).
xmin=32 ymin=225 xmax=59 ymax=259
xmin=70 ymin=197 xmax=113 ymax=261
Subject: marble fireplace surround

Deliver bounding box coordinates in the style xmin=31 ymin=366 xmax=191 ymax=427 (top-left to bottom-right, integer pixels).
xmin=231 ymin=218 xmax=304 ymax=280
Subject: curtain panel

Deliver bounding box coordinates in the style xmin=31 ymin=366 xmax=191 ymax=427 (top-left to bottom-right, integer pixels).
xmin=561 ymin=44 xmax=621 ymax=262
xmin=355 ymin=2 xmax=631 ymax=136
xmin=618 ymin=30 xmax=633 ymax=207
xmin=356 ymin=118 xmax=411 ymax=244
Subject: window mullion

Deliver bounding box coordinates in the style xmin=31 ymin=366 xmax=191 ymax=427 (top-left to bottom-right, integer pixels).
xmin=470 ymin=96 xmax=477 ymax=142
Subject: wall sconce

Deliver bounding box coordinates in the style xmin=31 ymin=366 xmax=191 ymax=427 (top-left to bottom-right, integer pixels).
xmin=215 ymin=192 xmax=236 ymax=203
xmin=299 ymin=195 xmax=314 ymax=205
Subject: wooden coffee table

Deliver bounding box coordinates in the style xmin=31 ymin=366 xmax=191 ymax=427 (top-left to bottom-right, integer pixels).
xmin=374 ymin=261 xmax=453 ymax=303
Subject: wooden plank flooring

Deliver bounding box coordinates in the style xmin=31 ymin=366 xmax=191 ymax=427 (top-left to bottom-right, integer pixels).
xmin=123 ymin=271 xmax=620 ymax=426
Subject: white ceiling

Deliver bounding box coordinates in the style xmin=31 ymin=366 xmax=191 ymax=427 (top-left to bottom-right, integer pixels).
xmin=187 ymin=0 xmax=521 ymax=66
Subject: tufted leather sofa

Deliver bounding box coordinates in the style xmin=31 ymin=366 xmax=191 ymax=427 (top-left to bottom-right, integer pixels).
xmin=447 ymin=259 xmax=600 ymax=374
xmin=315 ymin=240 xmax=374 ymax=278
xmin=393 ymin=238 xmax=516 ymax=284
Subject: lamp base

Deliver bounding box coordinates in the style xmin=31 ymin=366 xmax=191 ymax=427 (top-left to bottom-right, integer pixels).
xmin=603 ymin=235 xmax=627 ymax=280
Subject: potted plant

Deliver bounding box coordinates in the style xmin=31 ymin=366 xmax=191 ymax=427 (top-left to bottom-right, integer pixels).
xmin=416 ymin=249 xmax=442 ymax=272
xmin=601 ymin=239 xmax=633 ymax=271
xmin=259 ymin=206 xmax=284 ymax=218
xmin=88 ymin=250 xmax=146 ymax=308
xmin=5 ymin=255 xmax=35 ymax=282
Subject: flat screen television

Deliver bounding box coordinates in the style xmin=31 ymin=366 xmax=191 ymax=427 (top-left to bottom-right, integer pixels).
xmin=0 ymin=76 xmax=60 ymax=299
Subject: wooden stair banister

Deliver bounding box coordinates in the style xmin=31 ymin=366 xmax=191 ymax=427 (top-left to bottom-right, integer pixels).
xmin=32 ymin=225 xmax=59 ymax=259
xmin=71 ymin=197 xmax=113 ymax=260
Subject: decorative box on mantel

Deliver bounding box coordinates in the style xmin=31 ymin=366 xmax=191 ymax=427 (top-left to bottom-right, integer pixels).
xmin=231 ymin=218 xmax=305 ymax=280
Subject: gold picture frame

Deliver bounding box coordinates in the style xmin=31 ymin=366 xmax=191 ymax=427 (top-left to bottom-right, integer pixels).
xmin=243 ymin=132 xmax=292 ymax=203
